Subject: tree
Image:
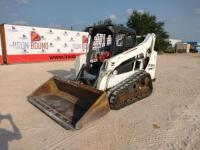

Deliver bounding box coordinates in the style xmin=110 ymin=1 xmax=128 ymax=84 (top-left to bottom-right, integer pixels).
xmin=84 ymin=18 xmax=114 ymax=32
xmin=127 ymin=10 xmax=169 ymax=52
xmin=83 ymin=18 xmax=124 ymax=31
xmin=94 ymin=18 xmax=113 ymax=26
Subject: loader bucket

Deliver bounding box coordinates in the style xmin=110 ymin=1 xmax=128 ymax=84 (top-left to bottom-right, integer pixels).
xmin=28 ymin=77 xmax=110 ymax=130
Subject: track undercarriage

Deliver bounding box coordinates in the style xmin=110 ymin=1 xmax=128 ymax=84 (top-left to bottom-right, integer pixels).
xmin=108 ymin=70 xmax=153 ymax=110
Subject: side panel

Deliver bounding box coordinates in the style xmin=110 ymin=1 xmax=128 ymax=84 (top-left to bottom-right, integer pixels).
xmin=4 ymin=24 xmax=88 ymax=64
xmin=105 ymin=71 xmax=135 ymax=89
xmin=145 ymin=51 xmax=157 ymax=80
xmin=74 ymin=54 xmax=87 ymax=76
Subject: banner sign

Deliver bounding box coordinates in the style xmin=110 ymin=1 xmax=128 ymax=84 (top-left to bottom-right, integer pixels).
xmin=4 ymin=24 xmax=88 ymax=63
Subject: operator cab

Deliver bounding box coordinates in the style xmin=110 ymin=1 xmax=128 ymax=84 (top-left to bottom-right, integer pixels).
xmin=87 ymin=25 xmax=137 ymax=64
xmin=81 ymin=25 xmax=137 ymax=86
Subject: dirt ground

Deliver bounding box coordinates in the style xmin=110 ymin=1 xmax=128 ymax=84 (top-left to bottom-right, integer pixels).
xmin=0 ymin=53 xmax=200 ymax=150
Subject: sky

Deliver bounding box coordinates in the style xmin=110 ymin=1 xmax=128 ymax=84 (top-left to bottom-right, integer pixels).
xmin=0 ymin=0 xmax=200 ymax=41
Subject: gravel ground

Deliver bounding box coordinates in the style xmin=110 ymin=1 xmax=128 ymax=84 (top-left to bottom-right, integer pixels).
xmin=0 ymin=53 xmax=200 ymax=150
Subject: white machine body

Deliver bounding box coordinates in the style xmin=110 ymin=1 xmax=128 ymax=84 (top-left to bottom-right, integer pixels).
xmin=75 ymin=33 xmax=157 ymax=91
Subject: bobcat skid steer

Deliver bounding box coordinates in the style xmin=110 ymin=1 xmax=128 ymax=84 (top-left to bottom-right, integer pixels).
xmin=28 ymin=25 xmax=157 ymax=130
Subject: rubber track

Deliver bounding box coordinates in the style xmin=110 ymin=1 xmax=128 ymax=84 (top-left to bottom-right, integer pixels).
xmin=108 ymin=70 xmax=153 ymax=110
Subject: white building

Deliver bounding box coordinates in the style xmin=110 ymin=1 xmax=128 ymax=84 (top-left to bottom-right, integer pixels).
xmin=168 ymin=38 xmax=182 ymax=47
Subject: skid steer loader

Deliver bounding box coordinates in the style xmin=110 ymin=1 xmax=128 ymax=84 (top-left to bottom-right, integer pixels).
xmin=28 ymin=25 xmax=157 ymax=130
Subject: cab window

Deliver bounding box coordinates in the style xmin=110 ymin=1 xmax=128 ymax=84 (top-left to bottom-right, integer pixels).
xmin=124 ymin=34 xmax=136 ymax=48
xmin=116 ymin=33 xmax=126 ymax=47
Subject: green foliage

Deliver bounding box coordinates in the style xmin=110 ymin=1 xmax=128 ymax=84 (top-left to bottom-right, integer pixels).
xmin=127 ymin=10 xmax=169 ymax=52
xmin=163 ymin=47 xmax=176 ymax=53
xmin=83 ymin=18 xmax=114 ymax=32
xmin=94 ymin=18 xmax=113 ymax=26
xmin=83 ymin=18 xmax=124 ymax=32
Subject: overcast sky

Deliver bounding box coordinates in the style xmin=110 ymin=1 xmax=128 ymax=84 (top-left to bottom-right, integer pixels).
xmin=0 ymin=0 xmax=200 ymax=41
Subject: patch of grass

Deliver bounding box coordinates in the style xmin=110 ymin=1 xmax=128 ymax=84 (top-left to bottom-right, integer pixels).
xmin=164 ymin=47 xmax=176 ymax=53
